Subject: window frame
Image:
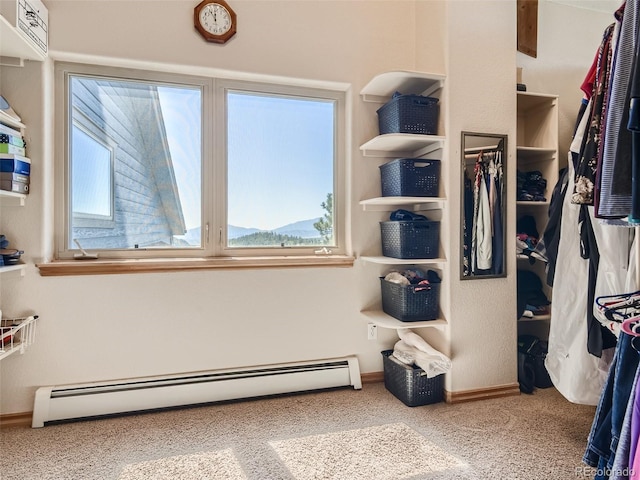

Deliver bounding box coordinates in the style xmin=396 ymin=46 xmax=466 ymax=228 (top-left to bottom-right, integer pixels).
xmin=215 ymin=79 xmax=346 ymax=258
xmin=54 ymin=62 xmax=347 ymax=261
xmin=70 ymin=114 xmax=116 ymax=230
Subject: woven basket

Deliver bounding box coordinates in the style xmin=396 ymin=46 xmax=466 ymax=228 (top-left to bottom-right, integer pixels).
xmin=377 ymin=94 xmax=439 ymax=135
xmin=381 ymin=350 xmax=444 ymax=406
xmin=380 ymin=158 xmax=440 ymax=197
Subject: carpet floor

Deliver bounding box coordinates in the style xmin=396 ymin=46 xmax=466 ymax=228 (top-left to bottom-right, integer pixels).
xmin=1 ymin=382 xmax=597 ymax=479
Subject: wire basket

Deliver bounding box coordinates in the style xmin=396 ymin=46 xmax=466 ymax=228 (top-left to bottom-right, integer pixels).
xmin=377 ymin=94 xmax=439 ymax=135
xmin=380 ymin=277 xmax=440 ymax=321
xmin=380 ymin=220 xmax=440 ymax=259
xmin=380 ymin=158 xmax=441 ymax=197
xmin=381 ymin=350 xmax=444 ymax=406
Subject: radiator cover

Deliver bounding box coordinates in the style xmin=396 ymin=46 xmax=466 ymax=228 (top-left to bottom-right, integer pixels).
xmin=32 ymin=355 xmax=361 ymax=428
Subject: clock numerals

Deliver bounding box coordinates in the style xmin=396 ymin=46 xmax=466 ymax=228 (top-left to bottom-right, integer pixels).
xmin=195 ymin=0 xmax=236 ymax=44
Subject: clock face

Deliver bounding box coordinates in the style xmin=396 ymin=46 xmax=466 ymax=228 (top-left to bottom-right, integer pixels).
xmin=199 ymin=3 xmax=232 ymax=36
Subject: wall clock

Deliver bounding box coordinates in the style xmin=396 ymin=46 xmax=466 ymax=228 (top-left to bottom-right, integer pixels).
xmin=194 ymin=0 xmax=236 ymax=44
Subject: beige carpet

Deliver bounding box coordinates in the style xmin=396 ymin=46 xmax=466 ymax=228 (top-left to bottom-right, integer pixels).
xmin=0 ymin=383 xmax=598 ymax=479
xmin=270 ymin=423 xmax=467 ymax=479
xmin=118 ymin=449 xmax=247 ymax=480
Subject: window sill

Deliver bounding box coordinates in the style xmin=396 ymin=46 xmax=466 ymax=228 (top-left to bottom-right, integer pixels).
xmin=36 ymin=255 xmax=355 ymax=276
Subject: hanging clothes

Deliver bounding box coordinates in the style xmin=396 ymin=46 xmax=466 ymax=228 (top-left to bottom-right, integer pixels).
xmin=596 ymin=0 xmax=638 ymax=219
xmin=466 ymin=149 xmax=504 ymax=276
xmin=545 ymin=101 xmax=626 ymax=406
xmin=572 ymin=21 xmax=616 ymax=205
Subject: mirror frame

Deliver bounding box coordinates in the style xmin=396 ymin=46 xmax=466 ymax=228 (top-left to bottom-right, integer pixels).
xmin=460 ymin=131 xmax=508 ymax=280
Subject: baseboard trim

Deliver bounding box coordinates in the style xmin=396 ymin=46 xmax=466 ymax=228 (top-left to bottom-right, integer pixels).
xmin=0 ymin=411 xmax=32 ymax=429
xmin=445 ymin=383 xmax=521 ymax=404
xmin=361 ymin=371 xmax=384 ymax=384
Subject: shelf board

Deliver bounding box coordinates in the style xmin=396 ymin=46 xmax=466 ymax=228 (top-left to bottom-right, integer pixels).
xmin=360 ymin=134 xmax=445 ymax=158
xmin=361 ymin=309 xmax=447 ymax=329
xmin=516 ymin=146 xmax=557 ymax=160
xmin=517 ymin=91 xmax=558 ymax=112
xmin=0 ymin=262 xmax=26 ymax=275
xmin=0 ymin=15 xmax=46 ymax=65
xmin=516 ymin=200 xmax=549 ymax=207
xmin=360 ymin=196 xmax=445 ymax=211
xmin=0 ymin=189 xmax=26 ymax=206
xmin=360 ymin=71 xmax=445 ymax=102
xmin=518 ymin=313 xmax=551 ymax=322
xmin=360 ymin=256 xmax=446 ymax=266
xmin=0 ymin=110 xmax=25 ymax=131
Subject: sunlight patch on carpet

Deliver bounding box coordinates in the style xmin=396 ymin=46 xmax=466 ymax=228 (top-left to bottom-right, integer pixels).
xmin=118 ymin=448 xmax=247 ymax=480
xmin=269 ymin=422 xmax=468 ymax=480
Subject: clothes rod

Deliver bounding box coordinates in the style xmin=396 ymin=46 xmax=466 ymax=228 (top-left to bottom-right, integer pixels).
xmin=464 ymin=144 xmax=500 ymax=153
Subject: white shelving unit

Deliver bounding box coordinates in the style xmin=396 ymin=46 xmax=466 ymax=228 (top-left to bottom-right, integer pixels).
xmin=0 ymin=39 xmax=38 ymax=357
xmin=0 ymin=109 xmax=29 ymax=206
xmin=359 ymin=71 xmax=447 ymax=330
xmin=516 ymin=91 xmax=559 ymax=332
xmin=0 ymin=315 xmax=38 ymax=360
xmin=0 ymin=14 xmax=46 ymax=66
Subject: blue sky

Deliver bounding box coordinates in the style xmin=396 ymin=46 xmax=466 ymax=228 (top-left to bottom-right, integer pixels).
xmin=159 ymin=87 xmax=334 ymax=232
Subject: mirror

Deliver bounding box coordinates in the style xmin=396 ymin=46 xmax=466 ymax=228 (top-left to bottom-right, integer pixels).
xmin=461 ymin=131 xmax=507 ymax=279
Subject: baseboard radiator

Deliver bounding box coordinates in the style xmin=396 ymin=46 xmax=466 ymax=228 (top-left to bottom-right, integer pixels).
xmin=32 ymin=355 xmax=361 ymax=428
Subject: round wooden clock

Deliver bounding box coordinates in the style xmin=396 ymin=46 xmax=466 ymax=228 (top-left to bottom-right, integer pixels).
xmin=194 ymin=0 xmax=236 ymax=44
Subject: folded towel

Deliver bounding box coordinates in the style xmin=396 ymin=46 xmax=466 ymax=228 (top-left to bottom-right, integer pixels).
xmin=393 ymin=329 xmax=452 ymax=378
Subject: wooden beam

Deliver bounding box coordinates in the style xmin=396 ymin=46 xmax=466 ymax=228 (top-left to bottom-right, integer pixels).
xmin=517 ymin=0 xmax=538 ymax=58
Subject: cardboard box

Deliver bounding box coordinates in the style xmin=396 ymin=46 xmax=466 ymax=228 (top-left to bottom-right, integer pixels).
xmin=0 ymin=154 xmax=30 ymax=175
xmin=0 ymin=0 xmax=48 ymax=56
xmin=0 ymin=180 xmax=29 ymax=194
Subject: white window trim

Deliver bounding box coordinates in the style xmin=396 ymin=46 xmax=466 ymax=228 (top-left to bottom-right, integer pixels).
xmin=70 ymin=113 xmax=116 ymax=228
xmin=54 ymin=62 xmax=348 ymax=262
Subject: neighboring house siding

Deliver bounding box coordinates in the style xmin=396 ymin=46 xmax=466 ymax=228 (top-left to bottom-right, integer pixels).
xmin=71 ymin=78 xmax=185 ymax=249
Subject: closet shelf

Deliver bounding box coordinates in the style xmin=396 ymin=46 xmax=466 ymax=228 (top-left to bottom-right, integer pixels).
xmin=0 ymin=315 xmax=38 ymax=361
xmin=360 ymin=71 xmax=445 ymax=103
xmin=360 ymin=196 xmax=445 ymax=211
xmin=517 ymin=91 xmax=558 ymax=112
xmin=360 ymin=134 xmax=445 ymax=158
xmin=361 ymin=309 xmax=447 ymax=330
xmin=516 ymin=200 xmax=550 ymax=207
xmin=517 ymin=146 xmax=557 ymax=160
xmin=518 ymin=313 xmax=551 ymax=322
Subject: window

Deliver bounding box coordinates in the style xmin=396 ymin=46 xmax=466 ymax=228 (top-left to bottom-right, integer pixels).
xmin=55 ymin=64 xmax=346 ymax=260
xmin=71 ymin=122 xmax=113 ymax=221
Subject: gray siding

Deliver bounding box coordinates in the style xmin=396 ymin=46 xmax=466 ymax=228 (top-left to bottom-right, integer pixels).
xmin=71 ymin=78 xmax=186 ymax=249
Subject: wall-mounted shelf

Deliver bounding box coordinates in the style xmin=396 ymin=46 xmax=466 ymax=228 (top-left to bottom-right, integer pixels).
xmin=360 ymin=134 xmax=445 ymax=158
xmin=0 ymin=109 xmax=25 ymax=131
xmin=360 ymin=71 xmax=445 ymax=103
xmin=0 ymin=15 xmax=46 ymax=66
xmin=0 ymin=262 xmax=26 ymax=275
xmin=0 ymin=315 xmax=38 ymax=361
xmin=361 ymin=309 xmax=447 ymax=330
xmin=359 ymin=196 xmax=445 ymax=211
xmin=0 ymin=189 xmax=26 ymax=206
xmin=360 ymin=256 xmax=446 ymax=266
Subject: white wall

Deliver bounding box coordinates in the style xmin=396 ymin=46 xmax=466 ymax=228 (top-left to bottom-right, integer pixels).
xmin=0 ymin=0 xmax=603 ymax=414
xmin=517 ymin=0 xmax=619 ymax=160
xmin=0 ymin=0 xmax=427 ymax=414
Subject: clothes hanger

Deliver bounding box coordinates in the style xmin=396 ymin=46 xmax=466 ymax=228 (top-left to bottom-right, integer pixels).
xmin=620 ymin=317 xmax=640 ymax=351
xmin=595 ymin=290 xmax=640 ymax=321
